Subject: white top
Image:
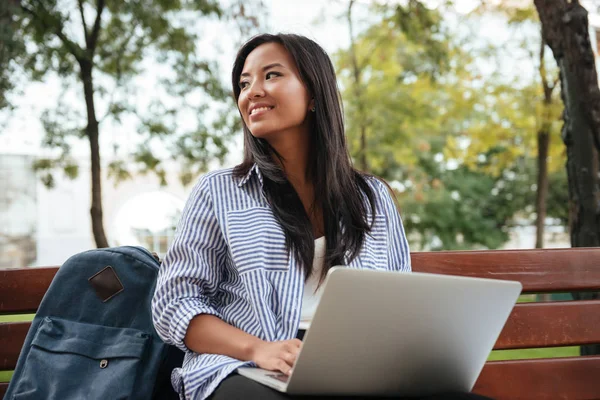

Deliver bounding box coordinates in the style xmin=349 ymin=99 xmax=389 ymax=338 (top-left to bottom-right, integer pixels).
xmin=299 ymin=236 xmax=327 ymax=330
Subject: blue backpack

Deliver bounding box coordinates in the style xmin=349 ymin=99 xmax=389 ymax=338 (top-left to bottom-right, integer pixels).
xmin=5 ymin=246 xmax=183 ymax=400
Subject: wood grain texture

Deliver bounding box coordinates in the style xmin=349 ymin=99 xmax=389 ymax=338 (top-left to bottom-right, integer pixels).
xmin=495 ymin=300 xmax=600 ymax=349
xmin=2 ymin=248 xmax=600 ymax=399
xmin=0 ymin=267 xmax=58 ymax=314
xmin=473 ymin=356 xmax=600 ymax=399
xmin=411 ymin=247 xmax=600 ymax=292
xmin=0 ymin=322 xmax=30 ymax=370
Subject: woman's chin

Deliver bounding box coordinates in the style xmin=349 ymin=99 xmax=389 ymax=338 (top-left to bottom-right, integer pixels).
xmin=249 ymin=129 xmax=277 ymax=141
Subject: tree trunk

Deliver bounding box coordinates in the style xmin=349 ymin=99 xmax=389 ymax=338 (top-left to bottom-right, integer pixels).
xmin=347 ymin=0 xmax=368 ymax=172
xmin=359 ymin=125 xmax=367 ymax=171
xmin=535 ymin=36 xmax=556 ymax=249
xmin=535 ymin=131 xmax=550 ymax=248
xmin=80 ymin=60 xmax=108 ymax=248
xmin=535 ymin=0 xmax=600 ymax=356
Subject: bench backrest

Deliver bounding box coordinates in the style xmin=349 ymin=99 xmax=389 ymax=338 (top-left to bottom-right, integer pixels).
xmin=1 ymin=248 xmax=599 ymax=399
xmin=412 ymin=248 xmax=600 ymax=399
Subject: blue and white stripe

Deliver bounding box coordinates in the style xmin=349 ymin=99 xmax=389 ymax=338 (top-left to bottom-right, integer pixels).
xmin=151 ymin=164 xmax=411 ymax=400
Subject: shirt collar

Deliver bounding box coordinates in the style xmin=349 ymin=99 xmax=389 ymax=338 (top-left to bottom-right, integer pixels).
xmin=237 ymin=163 xmax=264 ymax=188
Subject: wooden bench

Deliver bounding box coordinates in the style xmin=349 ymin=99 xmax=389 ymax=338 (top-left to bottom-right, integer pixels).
xmin=1 ymin=248 xmax=600 ymax=399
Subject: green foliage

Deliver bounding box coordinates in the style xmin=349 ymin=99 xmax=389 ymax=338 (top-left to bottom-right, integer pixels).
xmin=455 ymin=2 xmax=564 ymax=174
xmin=107 ymin=159 xmax=132 ymax=183
xmin=336 ymin=1 xmax=567 ymax=250
xmin=5 ymin=0 xmax=264 ymax=186
xmin=389 ymin=0 xmax=451 ymax=80
xmin=336 ymin=2 xmax=482 ymax=178
xmin=471 ymin=1 xmax=538 ymax=25
xmin=400 ymin=172 xmax=511 ymax=250
xmin=546 ymin=167 xmax=569 ymax=226
xmin=0 ymin=1 xmax=25 ymax=110
xmin=399 ymin=152 xmax=568 ymax=250
xmin=445 ymin=79 xmax=564 ymax=176
xmin=33 ymin=154 xmax=80 ymax=188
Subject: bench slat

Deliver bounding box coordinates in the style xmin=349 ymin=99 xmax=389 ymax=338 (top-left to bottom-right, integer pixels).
xmin=0 ymin=268 xmax=58 ymax=314
xmin=0 ymin=322 xmax=30 ymax=370
xmin=3 ymin=301 xmax=600 ymax=369
xmin=495 ymin=299 xmax=600 ymax=349
xmin=411 ymin=248 xmax=600 ymax=292
xmin=473 ymin=356 xmax=600 ymax=399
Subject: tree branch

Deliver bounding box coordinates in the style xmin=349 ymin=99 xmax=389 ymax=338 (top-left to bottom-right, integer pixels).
xmin=534 ymin=0 xmax=567 ymax=58
xmin=22 ymin=2 xmax=84 ymax=61
xmin=89 ymin=0 xmax=105 ymax=52
xmin=539 ymin=32 xmax=552 ymax=101
xmin=99 ymin=25 xmax=140 ymax=123
xmin=552 ymin=75 xmax=560 ymax=90
xmin=358 ymin=32 xmax=389 ymax=71
xmin=78 ymin=0 xmax=89 ymax=46
xmin=347 ymin=0 xmax=361 ymax=88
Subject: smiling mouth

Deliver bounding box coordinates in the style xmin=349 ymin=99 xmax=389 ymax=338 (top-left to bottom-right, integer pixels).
xmin=250 ymin=106 xmax=274 ymax=116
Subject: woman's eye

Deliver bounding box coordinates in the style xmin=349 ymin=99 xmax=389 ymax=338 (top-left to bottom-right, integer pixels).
xmin=239 ymin=81 xmax=249 ymax=89
xmin=266 ymin=71 xmax=280 ymax=80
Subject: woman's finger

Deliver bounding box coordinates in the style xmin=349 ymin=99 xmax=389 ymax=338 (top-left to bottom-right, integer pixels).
xmin=291 ymin=345 xmax=301 ymax=357
xmin=278 ymin=351 xmax=294 ymax=367
xmin=284 ymin=339 xmax=302 ymax=352
xmin=283 ymin=351 xmax=296 ymax=365
xmin=277 ymin=359 xmax=293 ymax=375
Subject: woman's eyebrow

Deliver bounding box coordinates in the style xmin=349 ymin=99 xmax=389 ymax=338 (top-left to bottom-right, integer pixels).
xmin=240 ymin=62 xmax=286 ymax=78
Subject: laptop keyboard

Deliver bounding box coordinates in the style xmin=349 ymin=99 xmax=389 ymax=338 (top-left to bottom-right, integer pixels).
xmin=266 ymin=373 xmax=289 ymax=383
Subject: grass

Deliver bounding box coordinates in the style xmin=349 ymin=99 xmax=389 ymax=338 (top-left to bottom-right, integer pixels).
xmin=0 ymin=371 xmax=12 ymax=382
xmin=0 ymin=314 xmax=35 ymax=323
xmin=489 ymin=346 xmax=579 ymax=361
xmin=0 ymin=314 xmax=34 ymax=383
xmin=517 ymin=294 xmax=537 ymax=303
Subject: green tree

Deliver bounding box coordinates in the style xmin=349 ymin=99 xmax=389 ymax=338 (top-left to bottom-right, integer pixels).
xmin=469 ymin=2 xmax=564 ymax=248
xmin=0 ymin=1 xmax=24 ymax=111
xmin=336 ymin=3 xmax=513 ymax=248
xmin=535 ymin=0 xmax=600 ymax=356
xmin=340 ymin=0 xmax=451 ymax=172
xmin=336 ymin=1 xmax=567 ymax=249
xmin=2 ymin=0 xmax=263 ymax=248
xmin=400 ymin=143 xmax=531 ymax=250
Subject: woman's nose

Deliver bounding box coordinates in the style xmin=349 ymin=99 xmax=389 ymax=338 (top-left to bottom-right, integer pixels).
xmin=247 ymin=81 xmax=265 ymax=99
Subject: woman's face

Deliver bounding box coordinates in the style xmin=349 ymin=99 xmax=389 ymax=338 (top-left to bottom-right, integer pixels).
xmin=237 ymin=42 xmax=313 ymax=143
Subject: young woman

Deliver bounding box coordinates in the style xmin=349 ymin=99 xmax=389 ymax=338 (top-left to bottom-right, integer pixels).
xmin=152 ymin=33 xmax=491 ymax=400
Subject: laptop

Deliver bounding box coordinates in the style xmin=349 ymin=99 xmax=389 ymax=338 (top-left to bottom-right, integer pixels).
xmin=237 ymin=267 xmax=522 ymax=397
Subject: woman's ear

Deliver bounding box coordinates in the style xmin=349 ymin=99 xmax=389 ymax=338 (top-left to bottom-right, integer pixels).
xmin=309 ymin=98 xmax=315 ymax=112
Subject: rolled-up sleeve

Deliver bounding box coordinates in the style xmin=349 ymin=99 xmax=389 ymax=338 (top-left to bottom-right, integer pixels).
xmin=152 ymin=175 xmax=226 ymax=351
xmin=373 ymin=178 xmax=411 ymax=272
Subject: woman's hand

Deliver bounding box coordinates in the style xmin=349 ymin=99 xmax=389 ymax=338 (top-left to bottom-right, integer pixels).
xmin=250 ymin=339 xmax=302 ymax=375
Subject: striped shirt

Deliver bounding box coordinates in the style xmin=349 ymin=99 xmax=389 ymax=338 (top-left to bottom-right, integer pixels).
xmin=151 ymin=164 xmax=411 ymax=400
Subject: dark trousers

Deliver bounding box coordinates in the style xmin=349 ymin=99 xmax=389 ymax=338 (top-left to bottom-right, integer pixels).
xmin=207 ymin=374 xmax=494 ymax=400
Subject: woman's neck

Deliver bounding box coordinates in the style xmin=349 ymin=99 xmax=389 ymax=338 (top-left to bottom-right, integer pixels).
xmin=269 ymin=132 xmax=311 ymax=186
xmin=268 ymin=131 xmax=323 ymax=237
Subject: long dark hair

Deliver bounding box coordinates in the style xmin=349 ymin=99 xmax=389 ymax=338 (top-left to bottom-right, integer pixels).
xmin=231 ymin=33 xmax=376 ymax=282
